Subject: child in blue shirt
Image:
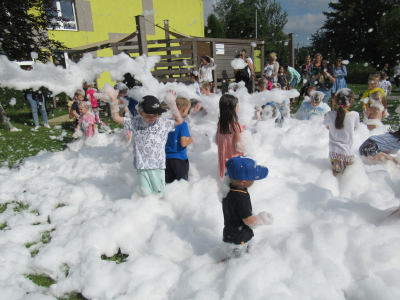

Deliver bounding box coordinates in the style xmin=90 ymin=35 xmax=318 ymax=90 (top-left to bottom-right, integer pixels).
xmin=295 ymin=90 xmax=330 ymax=120
xmin=165 ymin=95 xmax=194 ymax=183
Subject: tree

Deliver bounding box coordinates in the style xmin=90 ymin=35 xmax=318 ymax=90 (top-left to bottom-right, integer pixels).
xmin=311 ymin=0 xmax=398 ymax=68
xmin=205 ymin=13 xmax=226 ymax=38
xmin=0 ymin=0 xmax=65 ymax=62
xmin=212 ymin=0 xmax=289 ymax=64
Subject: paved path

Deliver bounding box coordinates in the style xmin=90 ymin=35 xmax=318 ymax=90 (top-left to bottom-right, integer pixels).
xmin=48 ymin=114 xmax=72 ymax=125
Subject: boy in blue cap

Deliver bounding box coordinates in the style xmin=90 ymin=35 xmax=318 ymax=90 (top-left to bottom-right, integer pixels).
xmin=222 ymin=156 xmax=274 ymax=261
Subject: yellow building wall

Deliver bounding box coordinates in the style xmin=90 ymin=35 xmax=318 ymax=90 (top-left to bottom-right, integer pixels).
xmin=48 ymin=0 xmax=204 ymax=88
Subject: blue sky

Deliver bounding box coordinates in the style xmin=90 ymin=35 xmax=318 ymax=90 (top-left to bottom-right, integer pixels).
xmin=202 ymin=0 xmax=333 ymax=47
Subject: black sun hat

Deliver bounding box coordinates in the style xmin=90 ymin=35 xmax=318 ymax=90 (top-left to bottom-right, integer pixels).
xmin=140 ymin=95 xmax=167 ymax=114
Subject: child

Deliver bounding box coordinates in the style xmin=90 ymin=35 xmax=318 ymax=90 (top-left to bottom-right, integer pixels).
xmin=200 ymin=81 xmax=212 ymax=96
xmin=0 ymin=103 xmax=21 ymax=131
xmin=295 ymin=90 xmax=330 ymax=120
xmin=165 ymin=95 xmax=194 ymax=183
xmin=379 ymin=71 xmax=392 ymax=97
xmin=272 ymin=83 xmax=290 ymax=122
xmin=359 ymin=126 xmax=400 ymax=164
xmin=71 ymin=89 xmax=85 ymax=129
xmin=323 ymin=88 xmax=359 ymax=176
xmin=221 ymin=156 xmax=273 ymax=261
xmin=67 ymin=97 xmax=74 ymax=121
xmin=72 ymin=102 xmax=97 ymax=139
xmin=277 ymin=66 xmax=287 ymax=90
xmin=106 ymin=88 xmax=183 ymax=196
xmin=257 ymin=77 xmax=272 ymax=92
xmin=362 ymin=90 xmax=385 ymax=130
xmin=361 ymin=74 xmax=387 ymax=116
xmin=190 ymin=71 xmax=201 ymax=96
xmin=86 ymin=85 xmax=106 ymax=128
xmin=216 ymin=94 xmax=244 ymax=178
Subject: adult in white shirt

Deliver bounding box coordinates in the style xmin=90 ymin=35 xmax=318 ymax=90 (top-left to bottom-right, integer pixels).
xmin=264 ymin=52 xmax=279 ymax=83
xmin=199 ymin=55 xmax=215 ymax=84
xmin=240 ymin=49 xmax=255 ymax=93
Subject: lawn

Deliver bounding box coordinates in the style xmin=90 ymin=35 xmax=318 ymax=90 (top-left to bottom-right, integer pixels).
xmin=0 ymin=107 xmax=123 ymax=167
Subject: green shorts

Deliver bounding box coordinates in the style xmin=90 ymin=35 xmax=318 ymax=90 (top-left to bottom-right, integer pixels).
xmin=136 ymin=169 xmax=166 ymax=196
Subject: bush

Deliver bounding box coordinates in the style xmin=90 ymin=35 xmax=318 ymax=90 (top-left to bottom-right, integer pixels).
xmin=346 ymin=62 xmax=378 ymax=84
xmin=0 ymin=88 xmax=27 ymax=110
xmin=0 ymin=88 xmax=69 ymax=110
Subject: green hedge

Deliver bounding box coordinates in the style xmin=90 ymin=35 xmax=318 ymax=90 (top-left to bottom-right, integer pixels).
xmin=0 ymin=88 xmax=68 ymax=110
xmin=345 ymin=63 xmax=378 ymax=84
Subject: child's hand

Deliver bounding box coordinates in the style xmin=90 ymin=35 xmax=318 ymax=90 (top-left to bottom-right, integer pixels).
xmin=72 ymin=129 xmax=83 ymax=139
xmin=258 ymin=211 xmax=274 ymax=225
xmin=164 ymin=90 xmax=177 ymax=106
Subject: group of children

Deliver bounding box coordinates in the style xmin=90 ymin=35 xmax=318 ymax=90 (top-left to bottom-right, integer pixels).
xmin=64 ymin=69 xmax=396 ymax=261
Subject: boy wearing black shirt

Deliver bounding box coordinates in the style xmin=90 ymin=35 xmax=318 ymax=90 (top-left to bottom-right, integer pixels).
xmin=222 ymin=156 xmax=274 ymax=261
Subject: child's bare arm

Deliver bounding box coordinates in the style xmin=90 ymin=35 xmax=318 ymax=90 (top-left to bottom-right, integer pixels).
xmin=104 ymin=89 xmax=124 ymax=124
xmin=243 ymin=212 xmax=274 ymax=229
xmin=164 ymin=90 xmax=183 ymax=126
xmin=180 ymin=136 xmax=193 ymax=147
xmin=235 ymin=131 xmax=244 ymax=152
xmin=382 ymin=97 xmax=387 ymax=110
xmin=72 ymin=110 xmax=79 ymax=118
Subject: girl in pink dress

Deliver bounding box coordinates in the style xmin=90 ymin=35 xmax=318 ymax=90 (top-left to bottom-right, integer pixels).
xmin=86 ymin=86 xmax=106 ymax=127
xmin=216 ymin=94 xmax=244 ymax=178
xmin=73 ymin=102 xmax=97 ymax=139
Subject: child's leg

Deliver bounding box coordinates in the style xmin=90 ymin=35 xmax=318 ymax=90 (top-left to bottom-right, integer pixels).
xmin=165 ymin=159 xmax=176 ymax=184
xmin=93 ymin=107 xmax=105 ymax=126
xmin=331 ymin=157 xmax=353 ymax=176
xmin=137 ymin=169 xmax=166 ymax=196
xmin=224 ymin=241 xmax=250 ymax=261
xmin=0 ymin=104 xmax=15 ymax=130
xmin=166 ymin=158 xmax=189 ymax=184
xmin=330 ymin=159 xmax=342 ymax=177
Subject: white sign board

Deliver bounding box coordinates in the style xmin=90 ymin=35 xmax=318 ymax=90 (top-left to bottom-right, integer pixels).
xmin=216 ymin=43 xmax=225 ymax=55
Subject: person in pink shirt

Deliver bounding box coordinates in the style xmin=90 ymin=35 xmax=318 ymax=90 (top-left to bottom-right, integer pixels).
xmin=216 ymin=94 xmax=244 ymax=178
xmin=72 ymin=102 xmax=97 ymax=139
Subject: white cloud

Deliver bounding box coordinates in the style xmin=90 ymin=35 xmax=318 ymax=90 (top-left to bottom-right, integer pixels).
xmin=284 ymin=13 xmax=326 ymax=35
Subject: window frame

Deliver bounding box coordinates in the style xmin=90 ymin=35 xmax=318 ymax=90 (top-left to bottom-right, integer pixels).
xmin=48 ymin=0 xmax=78 ymax=31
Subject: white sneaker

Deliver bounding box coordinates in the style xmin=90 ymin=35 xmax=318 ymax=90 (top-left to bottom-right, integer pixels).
xmin=10 ymin=127 xmax=22 ymax=132
xmin=34 ymin=126 xmax=40 ymax=130
xmin=43 ymin=123 xmax=50 ymax=128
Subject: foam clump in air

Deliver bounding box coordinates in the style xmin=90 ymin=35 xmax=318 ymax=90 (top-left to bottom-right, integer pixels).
xmin=231 ymin=58 xmax=248 ymax=70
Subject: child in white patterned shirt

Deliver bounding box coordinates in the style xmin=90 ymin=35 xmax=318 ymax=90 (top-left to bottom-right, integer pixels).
xmin=106 ymin=88 xmax=182 ymax=196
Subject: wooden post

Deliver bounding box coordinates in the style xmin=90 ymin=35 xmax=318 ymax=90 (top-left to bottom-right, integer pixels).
xmin=135 ymin=15 xmax=148 ymax=56
xmin=288 ymin=33 xmax=295 ymax=68
xmin=210 ymin=41 xmax=216 ymax=92
xmin=251 ymin=45 xmax=255 ymax=91
xmin=260 ymin=42 xmax=265 ymax=77
xmin=192 ymin=38 xmax=198 ymax=71
xmin=164 ymin=20 xmax=171 ymax=70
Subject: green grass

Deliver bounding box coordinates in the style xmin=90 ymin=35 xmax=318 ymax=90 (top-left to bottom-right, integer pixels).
xmin=101 ymin=249 xmax=129 ymax=264
xmin=26 ymin=274 xmax=55 ymax=287
xmin=0 ymin=203 xmax=7 ymax=214
xmin=41 ymin=229 xmax=55 ymax=244
xmin=13 ymin=202 xmax=29 ymax=212
xmin=0 ymin=222 xmax=6 ymax=230
xmin=0 ymin=107 xmax=123 ymax=166
xmin=26 ymin=274 xmax=88 ymax=299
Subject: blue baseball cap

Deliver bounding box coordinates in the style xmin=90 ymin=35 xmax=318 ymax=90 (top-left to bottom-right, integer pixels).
xmin=225 ymin=156 xmax=268 ymax=181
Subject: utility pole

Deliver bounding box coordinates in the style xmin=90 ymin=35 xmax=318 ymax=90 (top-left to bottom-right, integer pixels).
xmin=255 ymin=9 xmax=257 ymax=39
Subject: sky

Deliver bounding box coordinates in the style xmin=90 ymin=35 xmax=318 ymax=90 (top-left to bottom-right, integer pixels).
xmin=203 ymin=0 xmax=333 ymax=48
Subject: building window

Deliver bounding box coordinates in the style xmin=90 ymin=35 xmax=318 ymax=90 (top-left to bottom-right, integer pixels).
xmin=48 ymin=0 xmax=77 ymax=30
